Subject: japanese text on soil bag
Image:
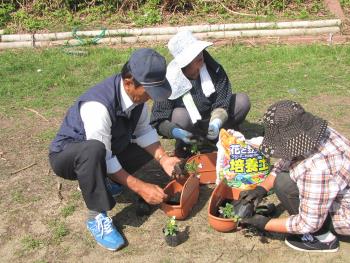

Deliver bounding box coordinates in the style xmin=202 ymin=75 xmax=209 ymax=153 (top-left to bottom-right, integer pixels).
xmin=229 ymin=145 xmax=269 ymax=174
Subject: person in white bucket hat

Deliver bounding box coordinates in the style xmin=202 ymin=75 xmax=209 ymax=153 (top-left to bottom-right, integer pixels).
xmin=151 ymin=30 xmax=250 ymax=158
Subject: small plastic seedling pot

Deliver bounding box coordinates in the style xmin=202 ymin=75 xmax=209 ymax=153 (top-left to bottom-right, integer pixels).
xmin=161 ymin=175 xmax=199 ymax=220
xmin=163 ymin=230 xmax=180 ymax=247
xmin=186 ymin=152 xmax=217 ymax=184
xmin=208 ymin=181 xmax=242 ymax=232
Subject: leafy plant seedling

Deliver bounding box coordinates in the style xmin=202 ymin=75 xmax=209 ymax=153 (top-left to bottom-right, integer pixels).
xmin=218 ymin=201 xmax=240 ymax=222
xmin=184 ymin=160 xmax=199 ymax=175
xmin=164 ymin=216 xmax=178 ymax=236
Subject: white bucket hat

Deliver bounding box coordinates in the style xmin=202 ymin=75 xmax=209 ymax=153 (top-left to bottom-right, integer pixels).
xmin=168 ymin=30 xmax=213 ymax=68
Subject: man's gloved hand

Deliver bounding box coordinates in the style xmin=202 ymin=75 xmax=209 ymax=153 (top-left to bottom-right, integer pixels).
xmin=206 ymin=118 xmax=222 ymax=140
xmin=239 ymin=185 xmax=268 ymax=208
xmin=172 ymin=127 xmax=195 ymax=144
xmin=240 ymin=214 xmax=270 ymax=231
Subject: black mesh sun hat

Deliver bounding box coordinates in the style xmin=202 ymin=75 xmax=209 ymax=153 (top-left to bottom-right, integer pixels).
xmin=259 ymin=100 xmax=328 ymax=160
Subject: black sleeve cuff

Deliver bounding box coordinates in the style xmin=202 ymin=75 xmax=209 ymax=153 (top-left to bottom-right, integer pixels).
xmin=158 ymin=120 xmax=178 ymax=139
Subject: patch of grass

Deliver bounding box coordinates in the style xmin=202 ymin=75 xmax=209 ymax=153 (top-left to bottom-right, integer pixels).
xmin=133 ymin=0 xmax=162 ymax=26
xmin=0 ymin=47 xmax=166 ymax=113
xmin=60 ymin=203 xmax=76 ymax=218
xmin=21 ymin=235 xmax=43 ymax=251
xmin=1 ymin=44 xmax=349 ymax=124
xmin=70 ymin=190 xmax=82 ymax=201
xmin=1 ymin=1 xmax=334 ymax=33
xmin=11 ymin=190 xmax=25 ymax=203
xmin=37 ymin=129 xmax=57 ymax=143
xmin=210 ymin=44 xmax=350 ymax=119
xmin=48 ymin=220 xmax=70 ymax=243
xmin=340 ymin=0 xmax=350 ymax=7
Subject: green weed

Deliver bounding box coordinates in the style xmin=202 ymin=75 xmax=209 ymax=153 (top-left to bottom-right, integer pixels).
xmin=0 ymin=1 xmax=332 ymax=32
xmin=11 ymin=190 xmax=25 ymax=203
xmin=340 ymin=0 xmax=350 ymax=7
xmin=12 ymin=9 xmax=48 ymax=31
xmin=298 ymin=8 xmax=310 ymax=19
xmin=134 ymin=0 xmax=162 ymax=26
xmin=70 ymin=190 xmax=82 ymax=201
xmin=48 ymin=220 xmax=70 ymax=243
xmin=21 ymin=235 xmax=43 ymax=251
xmin=60 ymin=203 xmax=76 ymax=218
xmin=0 ymin=3 xmax=14 ymax=27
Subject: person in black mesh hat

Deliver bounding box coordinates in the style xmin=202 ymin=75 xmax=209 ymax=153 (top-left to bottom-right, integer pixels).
xmin=239 ymin=100 xmax=350 ymax=253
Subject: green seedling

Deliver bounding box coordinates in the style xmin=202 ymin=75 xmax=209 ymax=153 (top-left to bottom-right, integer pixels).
xmin=184 ymin=160 xmax=199 ymax=175
xmin=218 ymin=202 xmax=240 ymax=222
xmin=190 ymin=143 xmax=200 ymax=155
xmin=164 ymin=216 xmax=178 ymax=237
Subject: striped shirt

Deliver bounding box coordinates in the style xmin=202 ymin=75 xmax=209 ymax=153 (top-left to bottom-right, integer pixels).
xmin=271 ymin=127 xmax=350 ymax=235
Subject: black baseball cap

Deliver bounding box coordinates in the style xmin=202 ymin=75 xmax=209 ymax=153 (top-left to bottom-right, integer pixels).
xmin=128 ymin=48 xmax=171 ymax=101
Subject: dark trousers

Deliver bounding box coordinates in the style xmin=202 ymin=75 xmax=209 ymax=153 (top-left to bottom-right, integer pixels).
xmin=171 ymin=93 xmax=250 ymax=154
xmin=274 ymin=172 xmax=335 ymax=235
xmin=171 ymin=93 xmax=251 ymax=133
xmin=49 ymin=140 xmax=152 ymax=212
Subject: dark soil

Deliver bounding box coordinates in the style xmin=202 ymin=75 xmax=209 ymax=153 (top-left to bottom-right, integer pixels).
xmin=166 ymin=192 xmax=181 ymax=205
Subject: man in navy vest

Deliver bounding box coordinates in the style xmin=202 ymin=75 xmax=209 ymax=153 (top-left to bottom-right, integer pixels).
xmin=49 ymin=48 xmax=181 ymax=251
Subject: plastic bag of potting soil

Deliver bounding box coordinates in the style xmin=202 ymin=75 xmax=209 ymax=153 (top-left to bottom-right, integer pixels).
xmin=216 ymin=129 xmax=270 ymax=190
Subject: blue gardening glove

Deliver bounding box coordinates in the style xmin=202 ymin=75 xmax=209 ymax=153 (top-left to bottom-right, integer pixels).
xmin=206 ymin=118 xmax=222 ymax=140
xmin=171 ymin=128 xmax=194 ymax=144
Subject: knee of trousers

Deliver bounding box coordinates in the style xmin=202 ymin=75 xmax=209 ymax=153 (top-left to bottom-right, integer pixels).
xmin=235 ymin=93 xmax=251 ymax=114
xmin=80 ymin=139 xmax=106 ymax=161
xmin=273 ymin=172 xmax=293 ymax=196
xmin=228 ymin=93 xmax=251 ymax=119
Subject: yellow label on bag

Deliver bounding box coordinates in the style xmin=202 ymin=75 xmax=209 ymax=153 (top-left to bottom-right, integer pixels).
xmin=217 ymin=129 xmax=270 ymax=189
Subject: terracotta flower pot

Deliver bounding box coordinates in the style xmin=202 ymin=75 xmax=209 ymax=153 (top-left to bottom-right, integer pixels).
xmin=208 ymin=181 xmax=242 ymax=232
xmin=186 ymin=152 xmax=217 ymax=184
xmin=161 ymin=175 xmax=199 ymax=220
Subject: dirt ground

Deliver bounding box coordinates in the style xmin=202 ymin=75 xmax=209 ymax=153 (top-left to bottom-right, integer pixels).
xmin=0 ymin=94 xmax=350 ymax=263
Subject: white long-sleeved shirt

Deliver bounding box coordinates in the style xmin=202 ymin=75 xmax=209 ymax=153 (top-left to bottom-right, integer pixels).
xmin=80 ymin=79 xmax=159 ymax=174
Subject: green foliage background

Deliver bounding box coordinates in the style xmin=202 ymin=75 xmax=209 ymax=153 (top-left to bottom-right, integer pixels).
xmin=0 ymin=0 xmax=330 ymax=33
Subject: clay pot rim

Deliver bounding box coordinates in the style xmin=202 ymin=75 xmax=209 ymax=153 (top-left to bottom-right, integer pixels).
xmin=164 ymin=175 xmax=199 ymax=200
xmin=186 ymin=152 xmax=217 ymax=183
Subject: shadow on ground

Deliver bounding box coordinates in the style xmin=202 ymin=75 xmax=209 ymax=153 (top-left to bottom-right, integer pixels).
xmin=240 ymin=120 xmax=264 ymax=139
xmin=112 ymin=160 xmax=171 ymax=228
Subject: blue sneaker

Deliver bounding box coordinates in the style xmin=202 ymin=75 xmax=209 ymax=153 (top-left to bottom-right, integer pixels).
xmin=106 ymin=177 xmax=124 ymax=198
xmin=86 ymin=212 xmax=125 ymax=251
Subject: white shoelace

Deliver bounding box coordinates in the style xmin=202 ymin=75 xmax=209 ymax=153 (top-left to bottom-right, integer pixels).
xmin=95 ymin=214 xmax=113 ymax=238
xmin=301 ymin=233 xmax=315 ymax=242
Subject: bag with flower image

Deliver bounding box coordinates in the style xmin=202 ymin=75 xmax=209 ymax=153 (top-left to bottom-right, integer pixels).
xmin=216 ymin=129 xmax=270 ymax=190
